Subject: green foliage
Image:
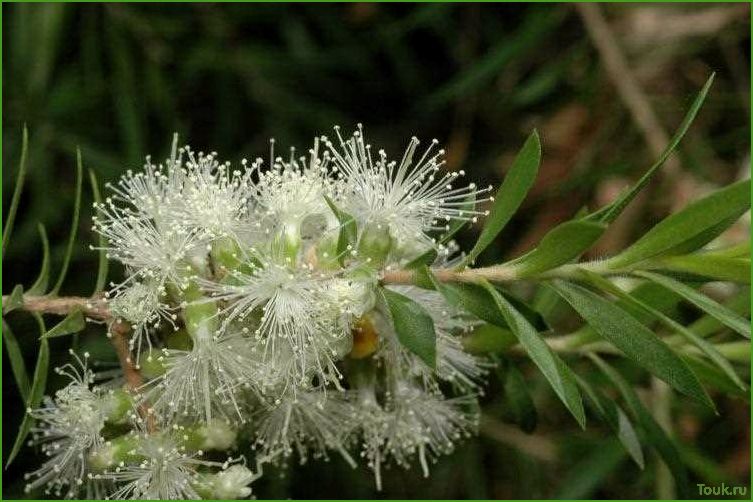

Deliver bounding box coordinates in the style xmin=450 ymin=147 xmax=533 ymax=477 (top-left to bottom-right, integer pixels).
xmin=43 ymin=309 xmax=86 ymax=339
xmin=2 ymin=320 xmax=31 ymax=402
xmin=2 ymin=125 xmax=29 ymax=256
xmin=550 ymin=280 xmax=714 ymax=410
xmin=462 ymin=130 xmax=541 ymax=267
xmin=324 ymin=194 xmax=358 ymax=266
xmin=51 ymin=148 xmax=84 ymax=296
xmin=380 ymin=287 xmax=437 ymax=368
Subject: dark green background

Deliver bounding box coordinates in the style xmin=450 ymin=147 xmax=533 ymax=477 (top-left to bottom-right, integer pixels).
xmin=3 ymin=2 xmax=750 ymax=499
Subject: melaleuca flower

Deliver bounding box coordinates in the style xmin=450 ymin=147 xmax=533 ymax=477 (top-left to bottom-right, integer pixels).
xmin=253 ymin=389 xmax=356 ymax=467
xmin=171 ymin=146 xmax=258 ymax=242
xmin=324 ymin=124 xmax=494 ymax=250
xmin=355 ymin=382 xmax=478 ymax=490
xmin=200 ymin=261 xmax=354 ymax=387
xmin=102 ymin=433 xmax=238 ymax=500
xmin=106 ymin=280 xmax=177 ymax=360
xmin=24 ymin=353 xmax=107 ymax=498
xmin=145 ymin=330 xmax=259 ymax=423
xmin=194 ymin=464 xmax=261 ymax=499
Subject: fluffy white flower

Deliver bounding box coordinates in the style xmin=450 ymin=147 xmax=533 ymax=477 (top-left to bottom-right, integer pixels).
xmin=253 ymin=389 xmax=356 ymax=466
xmin=102 ymin=433 xmax=227 ymax=500
xmin=324 ymin=125 xmax=493 ymax=247
xmin=24 ymin=353 xmax=107 ymax=498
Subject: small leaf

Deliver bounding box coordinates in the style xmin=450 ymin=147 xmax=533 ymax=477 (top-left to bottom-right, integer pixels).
xmin=463 ymin=323 xmax=517 ymax=354
xmin=608 ymin=180 xmax=750 ymax=268
xmin=89 ymin=169 xmax=109 ymax=294
xmin=2 ymin=320 xmax=31 ymax=402
xmin=588 ymin=74 xmax=715 ymax=224
xmin=589 ymin=354 xmax=691 ymax=498
xmin=653 ymin=254 xmax=750 ymax=284
xmin=28 ymin=224 xmax=51 ymax=295
xmin=51 ymin=148 xmax=84 ymax=295
xmin=462 ymin=130 xmax=541 ymax=266
xmin=3 ymin=284 xmax=25 ymax=315
xmin=2 ymin=125 xmax=29 ymax=256
xmin=550 ymin=280 xmax=714 ymax=409
xmin=323 ymin=195 xmax=358 ymax=266
xmin=581 ymin=269 xmax=745 ymax=391
xmin=507 ymin=219 xmax=606 ymax=277
xmin=43 ymin=309 xmax=86 ymax=339
xmin=689 ymin=290 xmax=750 ymax=338
xmin=479 ymin=279 xmax=586 ymax=428
xmin=380 ymin=287 xmax=436 ymax=368
xmin=576 ymin=375 xmax=644 ymax=469
xmin=497 ymin=358 xmax=538 ymax=433
xmin=635 ymin=271 xmax=750 ymax=339
xmin=6 ymin=316 xmax=49 ymax=468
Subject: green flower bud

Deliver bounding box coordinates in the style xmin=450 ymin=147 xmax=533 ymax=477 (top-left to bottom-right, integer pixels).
xmin=357 ymin=222 xmax=392 ymax=267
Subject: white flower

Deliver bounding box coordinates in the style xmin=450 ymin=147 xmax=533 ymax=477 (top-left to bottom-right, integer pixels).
xmin=24 ymin=352 xmax=107 ymax=498
xmin=102 ymin=433 xmax=227 ymax=500
xmin=354 ymin=383 xmax=478 ymax=490
xmin=253 ymin=389 xmax=356 ymax=466
xmin=145 ymin=331 xmax=258 ymax=423
xmin=172 ymin=146 xmax=259 ymax=242
xmin=324 ymin=124 xmax=493 ymax=247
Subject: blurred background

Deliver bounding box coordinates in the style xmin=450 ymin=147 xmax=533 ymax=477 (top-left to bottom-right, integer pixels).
xmin=2 ymin=2 xmax=750 ymax=499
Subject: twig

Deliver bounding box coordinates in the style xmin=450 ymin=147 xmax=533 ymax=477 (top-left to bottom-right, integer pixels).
xmin=480 ymin=415 xmax=558 ymax=462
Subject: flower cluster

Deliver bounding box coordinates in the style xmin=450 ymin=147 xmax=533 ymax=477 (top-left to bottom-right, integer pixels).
xmin=29 ymin=126 xmax=493 ymax=499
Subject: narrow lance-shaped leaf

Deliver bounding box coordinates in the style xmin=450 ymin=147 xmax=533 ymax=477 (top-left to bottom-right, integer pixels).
xmin=589 ymin=354 xmax=691 ymax=498
xmin=2 ymin=124 xmax=29 ymax=256
xmin=496 ymin=357 xmax=538 ymax=433
xmin=607 ymin=179 xmax=750 ymax=268
xmin=635 ymin=271 xmax=750 ymax=339
xmin=653 ymin=254 xmax=750 ymax=285
xmin=587 ymin=74 xmax=715 ymax=224
xmin=6 ymin=315 xmax=50 ymax=468
xmin=506 ymin=219 xmax=606 ymax=277
xmin=28 ymin=224 xmax=51 ymax=295
xmin=479 ymin=279 xmax=586 ymax=428
xmin=89 ymin=169 xmax=109 ymax=294
xmin=576 ymin=374 xmax=644 ymax=469
xmin=51 ymin=148 xmax=84 ymax=295
xmin=462 ymin=130 xmax=541 ymax=267
xmin=43 ymin=309 xmax=86 ymax=339
xmin=581 ymin=269 xmax=745 ymax=391
xmin=379 ymin=287 xmax=436 ymax=368
xmin=2 ymin=320 xmax=31 ymax=402
xmin=550 ymin=280 xmax=714 ymax=410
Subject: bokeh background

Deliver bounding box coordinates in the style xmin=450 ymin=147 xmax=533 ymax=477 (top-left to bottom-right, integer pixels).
xmin=2 ymin=2 xmax=750 ymax=499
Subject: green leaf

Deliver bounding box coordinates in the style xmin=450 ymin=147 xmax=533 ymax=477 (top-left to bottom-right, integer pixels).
xmin=580 ymin=269 xmax=745 ymax=391
xmin=323 ymin=194 xmax=357 ymax=266
xmin=405 ymin=248 xmax=438 ymax=270
xmin=607 ymin=180 xmax=750 ymax=268
xmin=479 ymin=279 xmax=586 ymax=428
xmin=2 ymin=125 xmax=29 ymax=257
xmin=462 ymin=130 xmax=541 ymax=266
xmin=652 ymin=254 xmax=750 ymax=284
xmin=28 ymin=224 xmax=51 ymax=295
xmin=88 ymin=169 xmax=109 ymax=294
xmin=43 ymin=309 xmax=86 ymax=339
xmin=635 ymin=271 xmax=750 ymax=339
xmin=497 ymin=357 xmax=538 ymax=433
xmin=463 ymin=323 xmax=517 ymax=354
xmin=507 ymin=219 xmax=606 ymax=277
xmin=51 ymin=148 xmax=84 ymax=295
xmin=2 ymin=320 xmax=31 ymax=402
xmin=6 ymin=316 xmax=49 ymax=468
xmin=550 ymin=280 xmax=714 ymax=409
xmin=3 ymin=284 xmax=25 ymax=315
xmin=588 ymin=74 xmax=715 ymax=224
xmin=576 ymin=375 xmax=644 ymax=469
xmin=689 ymin=290 xmax=750 ymax=338
xmin=589 ymin=354 xmax=691 ymax=498
xmin=380 ymin=287 xmax=436 ymax=368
